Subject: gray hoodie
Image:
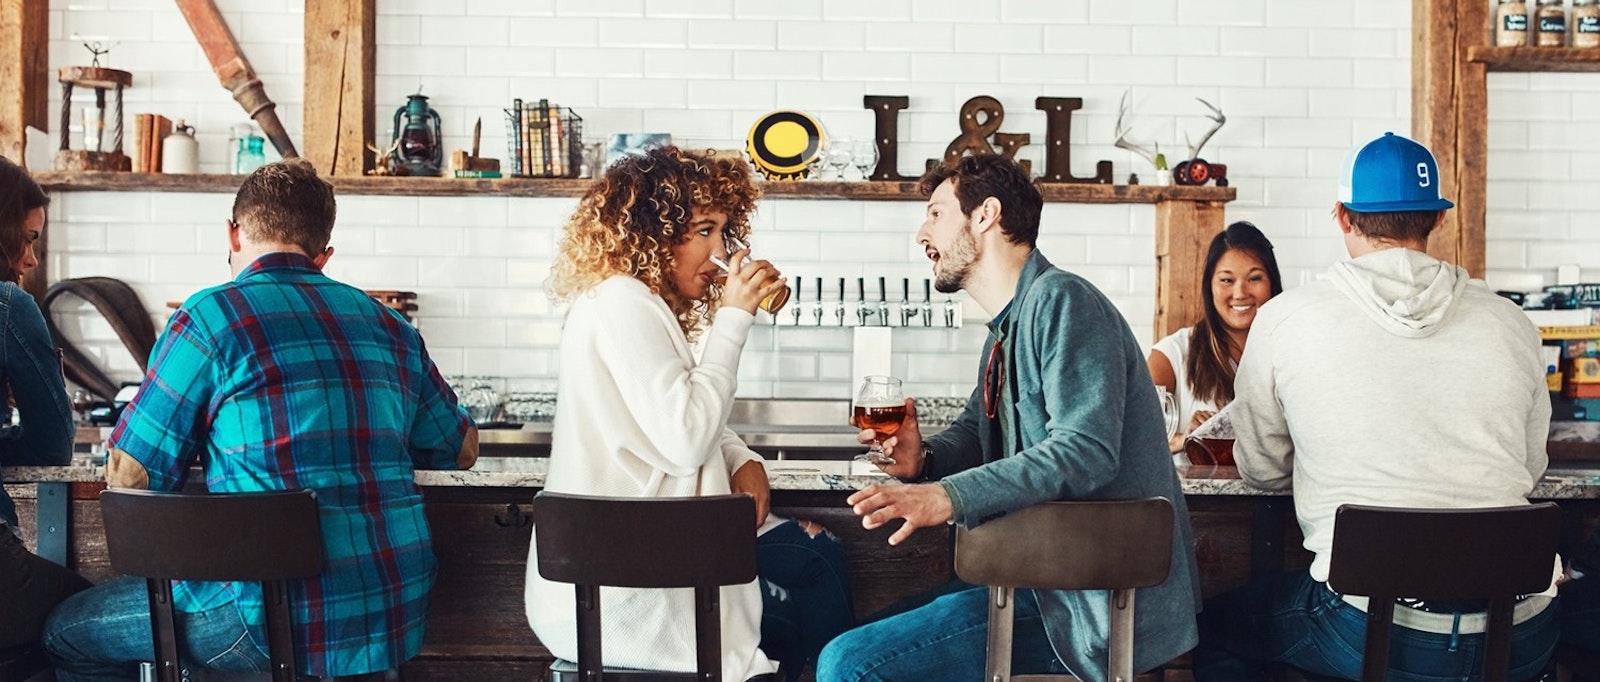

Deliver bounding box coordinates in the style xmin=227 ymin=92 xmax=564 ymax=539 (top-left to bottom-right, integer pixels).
xmin=1328 ymin=247 xmax=1470 ymax=339
xmin=1231 ymin=247 xmax=1551 ymax=582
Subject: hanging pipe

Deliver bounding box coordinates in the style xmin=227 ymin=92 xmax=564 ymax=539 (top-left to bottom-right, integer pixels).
xmin=173 ymin=0 xmax=298 ymax=159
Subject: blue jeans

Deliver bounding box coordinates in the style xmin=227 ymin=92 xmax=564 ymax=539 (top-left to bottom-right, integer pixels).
xmin=815 ymin=585 xmax=1069 ymax=681
xmin=1561 ymin=575 xmax=1600 ymax=653
xmin=1194 ymin=570 xmax=1558 ymax=682
xmin=756 ymin=520 xmax=855 ymax=673
xmin=42 ymin=577 xmax=271 ymax=682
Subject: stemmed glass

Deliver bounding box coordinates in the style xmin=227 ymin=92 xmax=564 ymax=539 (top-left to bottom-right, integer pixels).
xmin=851 ymin=375 xmax=905 ymax=464
xmin=808 ymin=139 xmax=831 ymax=180
xmin=851 ymin=139 xmax=879 ymax=181
xmin=825 ymin=138 xmax=854 ymax=181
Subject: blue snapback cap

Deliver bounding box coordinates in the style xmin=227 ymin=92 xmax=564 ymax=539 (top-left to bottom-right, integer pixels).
xmin=1338 ymin=132 xmax=1455 ymax=213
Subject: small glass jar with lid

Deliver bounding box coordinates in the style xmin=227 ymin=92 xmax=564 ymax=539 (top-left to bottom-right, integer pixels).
xmin=1575 ymin=0 xmax=1600 ymax=47
xmin=1498 ymin=0 xmax=1532 ymax=46
xmin=1537 ymin=0 xmax=1568 ymax=47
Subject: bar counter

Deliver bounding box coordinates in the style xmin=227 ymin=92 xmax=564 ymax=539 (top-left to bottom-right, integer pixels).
xmin=7 ymin=460 xmax=1600 ymax=680
xmin=12 ymin=458 xmax=1600 ymax=498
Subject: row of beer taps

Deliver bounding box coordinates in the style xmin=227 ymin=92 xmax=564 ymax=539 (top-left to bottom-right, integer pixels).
xmin=773 ymin=277 xmax=962 ymax=328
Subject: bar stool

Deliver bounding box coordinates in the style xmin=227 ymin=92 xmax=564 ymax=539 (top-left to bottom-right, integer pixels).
xmin=1555 ymin=643 xmax=1600 ymax=682
xmin=953 ymin=497 xmax=1176 ymax=682
xmin=531 ymin=491 xmax=776 ymax=682
xmin=1322 ymin=503 xmax=1561 ymax=682
xmin=0 ymin=645 xmax=49 ymax=682
xmin=101 ymin=489 xmax=326 ymax=682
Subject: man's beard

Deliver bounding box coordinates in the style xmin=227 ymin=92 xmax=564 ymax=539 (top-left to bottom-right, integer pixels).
xmin=933 ymin=229 xmax=977 ymax=294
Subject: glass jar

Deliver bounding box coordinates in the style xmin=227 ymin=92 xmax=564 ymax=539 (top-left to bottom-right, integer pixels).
xmin=1498 ymin=0 xmax=1532 ymax=46
xmin=1576 ymin=0 xmax=1600 ymax=47
xmin=462 ymin=378 xmax=501 ymax=424
xmin=1538 ymin=0 xmax=1568 ymax=46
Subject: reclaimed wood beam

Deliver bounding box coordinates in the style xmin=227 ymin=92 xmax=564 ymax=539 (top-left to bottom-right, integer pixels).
xmin=1154 ymin=199 xmax=1226 ymax=338
xmin=1412 ymin=0 xmax=1487 ymax=277
xmin=0 ymin=0 xmax=47 ymax=167
xmin=304 ymin=0 xmax=375 ymax=177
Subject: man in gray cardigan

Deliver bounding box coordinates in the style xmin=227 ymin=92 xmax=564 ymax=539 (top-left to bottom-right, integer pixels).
xmin=816 ymin=153 xmax=1200 ymax=681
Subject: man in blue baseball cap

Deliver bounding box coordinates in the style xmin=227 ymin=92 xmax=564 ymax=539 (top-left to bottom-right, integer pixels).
xmin=1193 ymin=132 xmax=1558 ymax=680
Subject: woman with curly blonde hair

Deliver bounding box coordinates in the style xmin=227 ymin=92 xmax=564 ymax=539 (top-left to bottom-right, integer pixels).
xmin=527 ymin=146 xmax=855 ymax=681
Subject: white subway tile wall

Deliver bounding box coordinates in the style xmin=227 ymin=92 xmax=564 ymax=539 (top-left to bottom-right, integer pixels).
xmin=41 ymin=0 xmax=1593 ymax=399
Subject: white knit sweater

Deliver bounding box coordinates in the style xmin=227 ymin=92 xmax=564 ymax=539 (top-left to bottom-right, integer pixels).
xmin=524 ymin=276 xmax=777 ymax=680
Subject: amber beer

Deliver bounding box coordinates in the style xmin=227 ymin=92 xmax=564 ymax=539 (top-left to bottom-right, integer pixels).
xmin=853 ymin=403 xmax=906 ymax=441
xmin=712 ymin=273 xmax=790 ymax=315
xmin=1183 ymin=436 xmax=1235 ymax=466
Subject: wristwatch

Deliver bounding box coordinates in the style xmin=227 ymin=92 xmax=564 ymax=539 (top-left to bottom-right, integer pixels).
xmin=914 ymin=443 xmax=935 ymax=483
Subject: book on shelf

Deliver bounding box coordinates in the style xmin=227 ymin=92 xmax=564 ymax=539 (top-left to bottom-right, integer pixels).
xmin=1541 ymin=324 xmax=1600 ymax=340
xmin=505 ymin=96 xmax=581 ymax=178
xmin=453 ymin=169 xmax=503 ymax=178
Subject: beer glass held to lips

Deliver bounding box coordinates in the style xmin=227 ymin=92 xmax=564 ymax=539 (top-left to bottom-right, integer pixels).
xmin=711 ymin=235 xmax=791 ymax=315
xmin=852 ymin=375 xmax=906 ymax=465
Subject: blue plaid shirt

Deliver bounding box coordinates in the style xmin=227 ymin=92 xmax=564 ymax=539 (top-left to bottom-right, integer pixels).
xmin=110 ymin=252 xmax=469 ymax=676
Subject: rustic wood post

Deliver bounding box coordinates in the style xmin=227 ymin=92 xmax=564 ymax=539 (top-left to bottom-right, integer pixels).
xmin=0 ymin=0 xmax=47 ymax=167
xmin=1412 ymin=0 xmax=1488 ymax=277
xmin=304 ymin=0 xmax=376 ymax=176
xmin=1154 ymin=198 xmax=1226 ymax=338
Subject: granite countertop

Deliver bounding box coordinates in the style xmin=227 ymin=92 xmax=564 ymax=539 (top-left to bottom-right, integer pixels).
xmin=11 ymin=459 xmax=1600 ymax=499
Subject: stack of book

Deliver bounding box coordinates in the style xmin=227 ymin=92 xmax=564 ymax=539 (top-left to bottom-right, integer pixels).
xmin=133 ymin=114 xmax=173 ymax=173
xmin=503 ymin=99 xmax=583 ymax=178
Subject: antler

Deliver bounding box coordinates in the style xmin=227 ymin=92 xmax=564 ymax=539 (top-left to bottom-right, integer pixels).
xmin=1113 ymin=90 xmax=1160 ymax=167
xmin=1184 ymin=98 xmax=1226 ymax=161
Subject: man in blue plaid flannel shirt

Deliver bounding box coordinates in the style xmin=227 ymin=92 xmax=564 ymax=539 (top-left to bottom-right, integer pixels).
xmin=43 ymin=159 xmax=479 ymax=680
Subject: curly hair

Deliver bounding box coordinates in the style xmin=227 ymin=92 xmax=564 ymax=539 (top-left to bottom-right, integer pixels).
xmin=548 ymin=146 xmax=761 ymax=340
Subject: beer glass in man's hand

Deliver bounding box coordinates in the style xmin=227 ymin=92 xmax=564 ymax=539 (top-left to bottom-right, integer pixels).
xmin=852 ymin=375 xmax=905 ymax=465
xmin=711 ymin=235 xmax=790 ymax=315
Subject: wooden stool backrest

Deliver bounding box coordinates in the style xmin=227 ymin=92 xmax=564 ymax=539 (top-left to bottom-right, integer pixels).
xmin=101 ymin=489 xmax=322 ymax=682
xmin=532 ymin=492 xmax=757 ymax=682
xmin=1327 ymin=503 xmax=1560 ymax=682
xmin=955 ymin=497 xmax=1176 ymax=682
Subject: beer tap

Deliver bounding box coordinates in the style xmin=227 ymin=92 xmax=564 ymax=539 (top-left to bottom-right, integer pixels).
xmin=790 ymin=277 xmax=803 ymax=326
xmin=877 ymin=277 xmax=889 ymax=327
xmin=921 ymin=279 xmax=933 ymax=327
xmin=943 ymin=296 xmax=957 ymax=328
xmin=812 ymin=277 xmax=824 ymax=326
xmin=856 ymin=277 xmax=874 ymax=326
xmin=900 ymin=277 xmax=918 ymax=327
xmin=835 ymin=278 xmax=846 ymax=326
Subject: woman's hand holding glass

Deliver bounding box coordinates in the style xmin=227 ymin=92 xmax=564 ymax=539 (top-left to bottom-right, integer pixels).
xmin=714 ymin=248 xmax=784 ymax=315
xmin=712 ymin=236 xmax=789 ymax=315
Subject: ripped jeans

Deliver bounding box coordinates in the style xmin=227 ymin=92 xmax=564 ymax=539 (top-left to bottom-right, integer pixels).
xmin=42 ymin=577 xmax=270 ymax=682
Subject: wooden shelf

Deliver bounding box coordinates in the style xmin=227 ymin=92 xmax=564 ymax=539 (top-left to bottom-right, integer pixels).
xmin=32 ymin=171 xmax=1236 ymax=204
xmin=1467 ymin=45 xmax=1600 ymax=72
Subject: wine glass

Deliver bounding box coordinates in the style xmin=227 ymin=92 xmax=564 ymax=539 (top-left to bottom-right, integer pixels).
xmin=807 ymin=139 xmax=831 ymax=180
xmin=825 ymin=138 xmax=854 ymax=181
xmin=852 ymin=375 xmax=905 ymax=464
xmin=851 ymin=139 xmax=879 ymax=181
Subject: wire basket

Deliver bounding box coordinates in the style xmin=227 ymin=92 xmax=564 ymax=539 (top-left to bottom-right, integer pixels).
xmin=504 ymin=102 xmax=583 ymax=178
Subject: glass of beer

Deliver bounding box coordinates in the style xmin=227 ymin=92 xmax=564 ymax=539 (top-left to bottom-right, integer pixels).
xmin=711 ymin=235 xmax=790 ymax=315
xmin=852 ymin=375 xmax=906 ymax=465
